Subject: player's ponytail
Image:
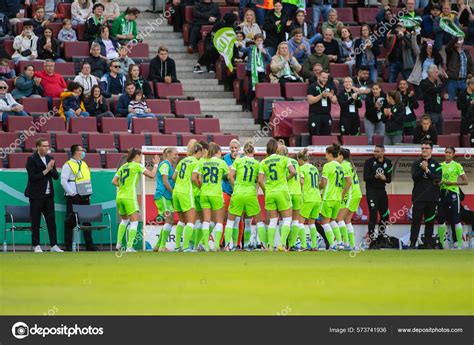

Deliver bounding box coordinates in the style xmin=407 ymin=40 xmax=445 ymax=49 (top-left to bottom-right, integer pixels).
xmin=186 ymin=139 xmax=198 ymax=156
xmin=206 ymin=142 xmax=221 ymax=158
xmin=192 ymin=143 xmax=203 ymax=155
xmin=163 ymin=147 xmax=177 ymax=160
xmin=326 ymin=143 xmax=340 ymax=158
xmin=266 ymin=138 xmax=279 ymax=155
xmin=340 ymin=147 xmax=356 ymax=171
xmin=126 ymin=148 xmax=142 ymax=162
xmin=243 ymin=140 xmax=255 ymax=155
xmin=277 ymin=142 xmax=289 ymax=157
xmin=297 ymin=148 xmax=309 ymax=162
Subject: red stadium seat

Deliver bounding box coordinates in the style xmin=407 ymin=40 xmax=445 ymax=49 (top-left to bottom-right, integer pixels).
xmin=155 ymin=83 xmax=184 ymax=98
xmin=356 ymin=8 xmax=379 ymax=24
xmin=292 ymin=119 xmax=308 ymax=135
xmin=372 ymin=135 xmax=384 ymax=145
xmin=87 ymin=133 xmax=117 ymax=152
xmin=150 ymin=134 xmax=179 ymax=146
xmin=18 ymin=60 xmax=44 ymax=74
xmin=253 ymin=83 xmax=284 ymax=121
xmin=212 ymin=134 xmax=239 ymax=146
xmin=403 ymin=135 xmax=413 ymax=144
xmin=5 ymin=79 xmax=14 ymax=91
xmin=20 ymin=98 xmax=49 ymax=116
xmin=55 ymin=133 xmax=83 ymax=151
xmin=330 ymin=64 xmax=350 ymax=79
xmin=341 ymin=136 xmax=368 ymax=145
xmin=462 ymin=135 xmax=470 ymax=147
xmin=311 ymin=135 xmax=339 ymax=145
xmin=380 ymin=83 xmax=397 ymax=93
xmin=180 ymin=134 xmax=208 ymax=145
xmin=76 ymin=23 xmax=86 ymax=41
xmin=437 ymin=135 xmax=460 ymax=147
xmin=50 ymin=152 xmax=70 ymax=167
xmin=443 ymin=101 xmax=461 ymax=119
xmin=59 ymin=2 xmax=72 ymax=19
xmin=64 ymin=41 xmax=90 ymax=60
xmin=24 ymin=133 xmax=52 ymax=151
xmin=174 ymin=100 xmax=202 ymax=118
xmin=194 ymin=118 xmax=220 ymax=134
xmin=236 ymin=63 xmax=246 ymax=79
xmin=0 ymin=133 xmax=20 ymax=152
xmin=101 ymin=118 xmax=128 ymax=133
xmin=132 ymin=118 xmax=159 ymax=134
xmin=54 ymin=62 xmax=76 ymax=78
xmin=69 ymin=117 xmax=97 ymax=133
xmin=84 ymin=153 xmax=102 ymax=168
xmin=7 ymin=116 xmax=33 ymax=132
xmin=105 ymin=152 xmax=125 ymax=169
xmin=185 ymin=6 xmax=194 ymax=22
xmin=117 ymin=134 xmax=146 ymax=152
xmin=128 ymin=43 xmax=150 ymax=60
xmin=8 ymin=153 xmax=30 ymax=168
xmin=284 ymin=83 xmax=308 ymax=99
xmin=38 ymin=117 xmax=67 ymax=132
xmin=147 ymin=99 xmax=173 ymax=116
xmin=4 ymin=40 xmax=14 ymax=57
xmin=163 ymin=118 xmax=191 ymax=134
xmin=337 ymin=8 xmax=356 ymax=24
xmin=444 ymin=120 xmax=461 ymax=134
xmin=219 ymin=7 xmax=238 ymax=18
xmin=140 ymin=63 xmax=150 ymax=80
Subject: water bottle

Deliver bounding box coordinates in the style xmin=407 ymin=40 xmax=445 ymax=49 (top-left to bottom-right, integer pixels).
xmin=3 ymin=241 xmax=7 ymax=253
xmin=72 ymin=241 xmax=77 ymax=252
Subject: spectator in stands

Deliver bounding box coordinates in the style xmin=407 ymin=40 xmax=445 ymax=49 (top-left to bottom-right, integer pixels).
xmin=100 ymin=59 xmax=126 ymax=98
xmin=239 ymin=9 xmax=262 ymax=45
xmin=382 ymin=90 xmax=405 ymax=145
xmin=375 ymin=7 xmax=395 ymax=41
xmin=354 ymin=24 xmax=379 ymax=83
xmin=25 ymin=138 xmax=63 ymax=253
xmin=338 ymin=77 xmax=362 ymax=136
xmin=301 ymin=42 xmax=329 ymax=80
xmin=352 ymin=66 xmax=373 ymax=101
xmin=0 ymin=58 xmax=15 ymax=80
xmin=71 ymin=0 xmax=93 ymax=27
xmin=95 ymin=26 xmax=120 ymax=61
xmin=321 ymin=9 xmax=343 ymax=40
xmin=321 ymin=28 xmax=341 ymax=63
xmin=86 ymin=42 xmax=108 ymax=79
xmin=126 ymin=89 xmax=156 ymax=129
xmin=270 ymin=41 xmax=302 ymax=88
xmin=413 ymin=114 xmax=438 ymax=144
xmin=310 ymin=0 xmax=333 ymax=32
xmin=170 ymin=0 xmax=194 ymax=32
xmin=445 ymin=36 xmax=473 ymax=101
xmin=433 ymin=2 xmax=461 ymax=50
xmin=339 ymin=27 xmax=356 ymax=76
xmin=1 ymin=0 xmax=26 ymax=27
xmin=35 ymin=0 xmax=68 ymax=21
xmin=117 ymin=46 xmax=135 ymax=73
xmin=149 ymin=46 xmax=179 ymax=84
xmin=407 ymin=40 xmax=444 ymax=91
xmin=12 ymin=21 xmax=38 ymax=65
xmin=85 ymin=3 xmax=106 ymax=43
xmin=31 ymin=6 xmax=50 ymax=37
xmin=34 ymin=59 xmax=67 ymax=108
xmin=288 ymin=29 xmax=310 ymax=64
xmin=421 ymin=4 xmax=441 ymax=39
xmin=37 ymin=26 xmax=65 ymax=62
xmin=398 ymin=79 xmax=419 ymax=135
xmin=58 ymin=19 xmax=78 ymax=44
xmin=0 ymin=80 xmax=28 ymax=122
xmin=111 ymin=7 xmax=140 ymax=45
xmin=127 ymin=64 xmax=153 ymax=99
xmin=365 ymin=84 xmax=387 ymax=145
xmin=59 ymin=82 xmax=89 ymax=125
xmin=74 ymin=62 xmax=98 ymax=97
xmin=385 ymin=23 xmax=418 ymax=83
xmin=420 ymin=64 xmax=448 ymax=134
xmin=307 ymin=70 xmax=337 ymax=136
xmin=308 ymin=62 xmax=337 ymax=89
xmin=11 ymin=64 xmax=43 ymax=100
xmin=98 ymin=0 xmax=120 ymax=22
xmin=116 ymin=81 xmax=135 ymax=117
xmin=457 ymin=77 xmax=474 ymax=135
xmin=187 ymin=0 xmax=219 ymax=54
xmin=263 ymin=1 xmax=286 ymax=57
xmin=84 ymin=84 xmax=114 ymax=122
xmin=287 ymin=9 xmax=321 ymax=45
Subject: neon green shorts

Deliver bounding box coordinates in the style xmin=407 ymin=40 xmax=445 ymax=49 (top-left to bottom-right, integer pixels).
xmin=229 ymin=193 xmax=261 ymax=217
xmin=172 ymin=192 xmax=195 ymax=213
xmin=265 ymin=192 xmax=291 ymax=212
xmin=117 ymin=198 xmax=139 ymax=216
xmin=291 ymin=194 xmax=302 ymax=211
xmin=194 ymin=195 xmax=202 ymax=212
xmin=200 ymin=194 xmax=224 ymax=210
xmin=343 ymin=195 xmax=362 ymax=213
xmin=155 ymin=196 xmax=174 ymax=216
xmin=320 ymin=200 xmax=340 ymax=219
xmin=300 ymin=201 xmax=321 ymax=220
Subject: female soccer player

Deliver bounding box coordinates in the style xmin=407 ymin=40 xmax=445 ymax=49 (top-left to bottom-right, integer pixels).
xmin=112 ymin=148 xmax=160 ymax=252
xmin=277 ymin=143 xmax=302 ymax=251
xmin=192 ymin=142 xmax=229 ymax=252
xmin=225 ymin=141 xmax=266 ymax=251
xmin=336 ymin=148 xmax=362 ymax=250
xmin=172 ymin=141 xmax=204 ymax=253
xmin=438 ymin=147 xmax=469 ymax=250
xmin=154 ymin=147 xmax=178 ymax=252
xmin=258 ymin=138 xmax=296 ymax=251
xmin=319 ymin=143 xmax=344 ymax=251
xmin=297 ymin=148 xmax=322 ymax=251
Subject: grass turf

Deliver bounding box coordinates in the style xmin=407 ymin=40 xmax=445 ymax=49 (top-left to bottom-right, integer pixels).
xmin=0 ymin=251 xmax=473 ymax=315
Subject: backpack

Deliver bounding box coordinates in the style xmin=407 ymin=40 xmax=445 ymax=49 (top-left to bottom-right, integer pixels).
xmin=0 ymin=12 xmax=9 ymax=37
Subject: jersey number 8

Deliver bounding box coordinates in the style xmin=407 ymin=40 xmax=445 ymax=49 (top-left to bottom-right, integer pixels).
xmin=178 ymin=162 xmax=187 ymax=179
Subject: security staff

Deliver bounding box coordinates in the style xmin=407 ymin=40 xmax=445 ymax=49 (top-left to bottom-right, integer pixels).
xmin=363 ymin=145 xmax=393 ymax=248
xmin=61 ymin=144 xmax=98 ymax=251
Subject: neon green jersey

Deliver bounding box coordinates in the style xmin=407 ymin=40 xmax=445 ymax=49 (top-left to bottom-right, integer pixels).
xmin=115 ymin=161 xmax=146 ymax=199
xmin=287 ymin=158 xmax=302 ymax=195
xmin=259 ymin=154 xmax=291 ymax=193
xmin=174 ymin=156 xmax=199 ymax=195
xmin=194 ymin=157 xmax=229 ymax=196
xmin=441 ymin=160 xmax=465 ymax=194
xmin=231 ymin=156 xmax=260 ymax=197
xmin=299 ymin=163 xmax=321 ymax=202
xmin=321 ymin=160 xmax=344 ymax=201
xmin=341 ymin=160 xmax=362 ymax=199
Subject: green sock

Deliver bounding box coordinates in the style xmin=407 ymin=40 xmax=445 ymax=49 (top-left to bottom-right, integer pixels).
xmin=244 ymin=231 xmax=251 ymax=247
xmin=232 ymin=228 xmax=239 ymax=247
xmin=340 ymin=224 xmax=348 ymax=246
xmin=257 ymin=224 xmax=266 ymax=246
xmin=299 ymin=225 xmax=307 ymax=249
xmin=309 ymin=225 xmax=317 ymax=249
xmin=324 ymin=224 xmax=335 ymax=247
xmin=159 ymin=227 xmax=171 ymax=249
xmin=223 ymin=226 xmax=232 ymax=246
xmin=194 ymin=230 xmax=202 ymax=248
xmin=455 ymin=224 xmax=463 ymax=248
xmin=332 ymin=223 xmax=341 ymax=243
xmin=117 ymin=222 xmax=127 ymax=247
xmin=289 ymin=223 xmax=299 ymax=247
xmin=183 ymin=224 xmax=194 ymax=250
xmin=175 ymin=222 xmax=184 ymax=249
xmin=280 ymin=223 xmax=290 ymax=247
xmin=437 ymin=224 xmax=446 ymax=248
xmin=202 ymin=226 xmax=210 ymax=251
xmin=127 ymin=224 xmax=138 ymax=249
xmin=347 ymin=223 xmax=355 ymax=248
xmin=267 ymin=226 xmax=276 ymax=249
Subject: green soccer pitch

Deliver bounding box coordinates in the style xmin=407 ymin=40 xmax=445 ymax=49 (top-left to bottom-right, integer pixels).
xmin=1 ymin=251 xmax=473 ymax=315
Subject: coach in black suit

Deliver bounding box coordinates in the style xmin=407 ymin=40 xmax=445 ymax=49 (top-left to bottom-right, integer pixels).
xmin=24 ymin=138 xmax=63 ymax=253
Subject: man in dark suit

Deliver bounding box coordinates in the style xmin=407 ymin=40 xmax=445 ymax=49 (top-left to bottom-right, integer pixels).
xmin=24 ymin=137 xmax=63 ymax=253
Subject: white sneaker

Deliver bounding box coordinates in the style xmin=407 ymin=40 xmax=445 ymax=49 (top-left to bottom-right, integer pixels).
xmin=116 ymin=243 xmax=122 ymax=251
xmin=50 ymin=245 xmax=64 ymax=252
xmin=34 ymin=245 xmax=43 ymax=253
xmin=125 ymin=247 xmax=136 ymax=252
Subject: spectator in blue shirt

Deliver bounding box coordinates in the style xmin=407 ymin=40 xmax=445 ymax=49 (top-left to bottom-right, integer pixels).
xmin=288 ymin=29 xmax=310 ymax=64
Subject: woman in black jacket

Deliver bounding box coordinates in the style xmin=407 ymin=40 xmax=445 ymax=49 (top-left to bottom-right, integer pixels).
xmin=457 ymin=78 xmax=474 ymax=135
xmin=337 ymin=77 xmax=362 ymax=136
xmin=37 ymin=27 xmax=65 ymax=62
xmin=354 ymin=24 xmax=380 ymax=83
xmin=127 ymin=64 xmax=154 ymax=99
xmin=382 ymin=90 xmax=405 ymax=145
xmin=364 ymin=84 xmax=387 ymax=144
xmin=263 ymin=1 xmax=287 ymax=56
xmin=84 ymin=85 xmax=114 ymax=122
xmin=398 ymin=79 xmax=419 ymax=135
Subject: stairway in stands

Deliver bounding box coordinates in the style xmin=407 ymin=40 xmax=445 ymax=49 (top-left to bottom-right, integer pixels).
xmin=131 ymin=11 xmax=267 ymax=143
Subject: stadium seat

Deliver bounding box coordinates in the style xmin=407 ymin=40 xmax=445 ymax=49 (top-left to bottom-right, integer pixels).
xmin=292 ymin=118 xmax=308 ymax=135
xmin=443 ymin=101 xmax=461 ymax=119
xmin=101 ymin=118 xmax=128 ymax=133
xmin=54 ymin=62 xmax=76 ymax=78
xmin=117 ymin=134 xmax=146 ymax=152
xmin=24 ymin=133 xmax=52 ymax=152
xmin=185 ymin=5 xmax=194 ymax=22
xmin=444 ymin=120 xmax=461 ymax=134
xmin=87 ymin=133 xmax=117 ymax=152
xmin=403 ymin=135 xmax=413 ymax=144
xmin=284 ymin=83 xmax=308 ymax=100
xmin=147 ymin=99 xmax=173 ymax=116
xmin=5 ymin=79 xmax=14 ymax=91
xmin=462 ymin=135 xmax=470 ymax=147
xmin=437 ymin=135 xmax=460 ymax=147
xmin=219 ymin=7 xmax=238 ymax=18
xmin=341 ymin=136 xmax=369 ymax=145
xmin=330 ymin=64 xmax=350 ymax=79
xmin=194 ymin=118 xmax=220 ymax=134
xmin=253 ymin=83 xmax=284 ymax=122
xmin=0 ymin=133 xmax=20 ymax=152
xmin=128 ymin=43 xmax=150 ymax=60
xmin=337 ymin=8 xmax=356 ymax=25
xmin=50 ymin=152 xmax=70 ymax=167
xmin=64 ymin=41 xmax=90 ymax=60
xmin=356 ymin=8 xmax=379 ymax=24
xmin=212 ymin=134 xmax=239 ymax=146
xmin=150 ymin=134 xmax=179 ymax=146
xmin=347 ymin=26 xmax=362 ymax=39
xmin=4 ymin=40 xmax=14 ymax=57
xmin=20 ymin=98 xmax=49 ymax=116
xmin=380 ymin=83 xmax=397 ymax=93
xmin=155 ymin=83 xmax=185 ymax=99
xmin=132 ymin=118 xmax=160 ymax=134
xmin=55 ymin=133 xmax=83 ymax=152
xmin=372 ymin=135 xmax=384 ymax=146
xmin=7 ymin=116 xmax=33 ymax=132
xmin=174 ymin=100 xmax=202 ymax=118
xmin=139 ymin=63 xmax=150 ymax=80
xmin=76 ymin=23 xmax=86 ymax=41
xmin=311 ymin=135 xmax=339 ymax=145
xmin=180 ymin=134 xmax=208 ymax=145
xmin=84 ymin=153 xmax=102 ymax=168
xmin=105 ymin=152 xmax=125 ymax=169
xmin=38 ymin=117 xmax=66 ymax=132
xmin=8 ymin=153 xmax=30 ymax=168
xmin=17 ymin=60 xmax=44 ymax=74
xmin=69 ymin=117 xmax=97 ymax=133
xmin=233 ymin=63 xmax=247 ymax=102
xmin=163 ymin=118 xmax=191 ymax=134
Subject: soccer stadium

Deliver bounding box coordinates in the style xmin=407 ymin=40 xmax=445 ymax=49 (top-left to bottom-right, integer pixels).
xmin=0 ymin=0 xmax=473 ymax=339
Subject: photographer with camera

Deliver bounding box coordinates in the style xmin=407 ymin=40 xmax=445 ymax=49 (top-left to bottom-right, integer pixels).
xmin=12 ymin=21 xmax=38 ymax=65
xmin=385 ymin=22 xmax=418 ymax=83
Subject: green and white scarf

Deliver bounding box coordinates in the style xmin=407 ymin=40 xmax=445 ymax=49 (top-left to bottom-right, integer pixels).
xmin=251 ymin=45 xmax=264 ymax=91
xmin=439 ymin=17 xmax=465 ymax=38
xmin=399 ymin=15 xmax=422 ymax=29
